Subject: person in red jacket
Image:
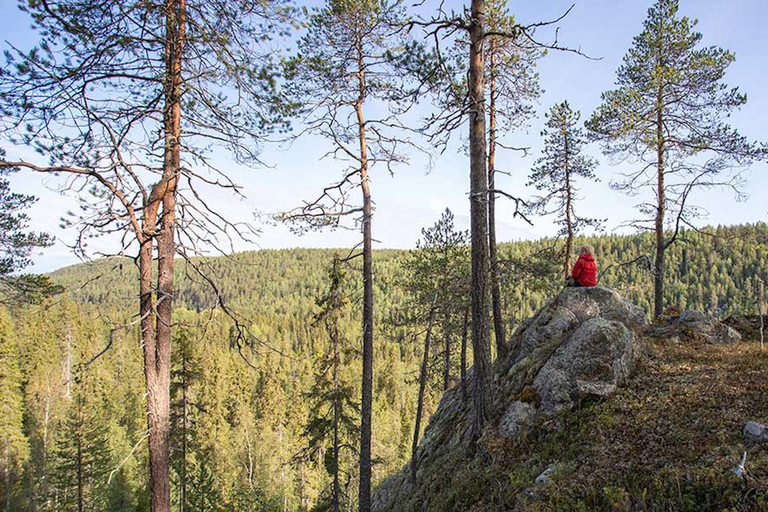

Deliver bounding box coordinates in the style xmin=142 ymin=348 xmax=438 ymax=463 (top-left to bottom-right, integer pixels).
xmin=567 ymin=245 xmax=598 ymax=287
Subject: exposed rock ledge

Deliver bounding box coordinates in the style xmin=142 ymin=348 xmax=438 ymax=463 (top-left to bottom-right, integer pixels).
xmin=373 ymin=286 xmax=648 ymax=511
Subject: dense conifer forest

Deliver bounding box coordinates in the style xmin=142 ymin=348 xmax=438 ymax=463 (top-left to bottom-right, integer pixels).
xmin=1 ymin=223 xmax=766 ymax=510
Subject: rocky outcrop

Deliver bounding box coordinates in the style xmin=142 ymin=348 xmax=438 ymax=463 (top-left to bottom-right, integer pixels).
xmin=646 ymin=309 xmax=741 ymax=344
xmin=723 ymin=315 xmax=764 ymax=342
xmin=372 ymin=286 xmax=648 ymax=511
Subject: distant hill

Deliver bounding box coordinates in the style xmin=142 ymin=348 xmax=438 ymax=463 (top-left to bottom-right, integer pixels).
xmin=50 ymin=223 xmax=768 ymax=321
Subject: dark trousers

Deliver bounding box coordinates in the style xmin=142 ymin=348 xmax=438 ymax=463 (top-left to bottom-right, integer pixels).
xmin=565 ymin=276 xmax=583 ymax=288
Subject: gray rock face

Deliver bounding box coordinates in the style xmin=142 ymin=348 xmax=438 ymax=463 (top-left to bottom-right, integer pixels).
xmin=647 ymin=310 xmax=742 ymax=344
xmin=496 ymin=288 xmax=644 ymax=440
xmin=744 ymin=421 xmax=768 ymax=445
xmin=534 ymin=318 xmax=636 ymax=418
xmin=499 ymin=401 xmax=537 ymax=440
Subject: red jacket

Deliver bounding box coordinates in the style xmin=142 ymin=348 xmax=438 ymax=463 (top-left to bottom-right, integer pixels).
xmin=571 ymin=254 xmax=597 ymax=287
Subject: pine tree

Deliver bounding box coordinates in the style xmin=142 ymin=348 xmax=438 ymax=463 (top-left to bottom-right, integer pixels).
xmin=405 ymin=210 xmax=469 ymax=482
xmin=587 ymin=0 xmax=764 ymax=318
xmin=528 ymin=102 xmax=601 ymax=277
xmin=485 ymin=0 xmax=542 ymax=359
xmin=281 ymin=2 xmax=416 ymax=507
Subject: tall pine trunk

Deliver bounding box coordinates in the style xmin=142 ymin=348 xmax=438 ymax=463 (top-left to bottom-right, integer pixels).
xmin=468 ymin=0 xmax=492 ymax=446
xmin=147 ymin=1 xmax=184 ymax=510
xmin=356 ymin=63 xmax=374 ymax=508
xmin=487 ymin=43 xmax=507 ymax=360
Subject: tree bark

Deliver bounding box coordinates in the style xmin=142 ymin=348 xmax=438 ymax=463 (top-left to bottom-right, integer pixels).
xmin=180 ymin=348 xmax=187 ymax=512
xmin=411 ymin=301 xmax=437 ymax=484
xmin=468 ymin=0 xmax=492 ymax=448
xmin=147 ymin=2 xmax=185 ymax=511
xmin=460 ymin=305 xmax=469 ymax=403
xmin=356 ymin=62 xmax=374 ymax=509
xmin=487 ymin=41 xmax=507 ymax=361
xmin=76 ymin=399 xmax=84 ymax=512
xmin=442 ymin=317 xmax=451 ymax=391
xmin=758 ymin=278 xmax=764 ymax=350
xmin=654 ymin=97 xmax=666 ymax=320
xmin=332 ymin=305 xmax=341 ymax=512
xmin=564 ymin=137 xmax=573 ymax=278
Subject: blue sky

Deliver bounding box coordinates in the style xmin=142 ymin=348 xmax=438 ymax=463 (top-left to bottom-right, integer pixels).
xmin=1 ymin=0 xmax=766 ymax=273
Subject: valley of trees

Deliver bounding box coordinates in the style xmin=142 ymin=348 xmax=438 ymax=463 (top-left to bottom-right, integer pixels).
xmin=0 ymin=0 xmax=765 ymax=511
xmin=2 ymin=223 xmax=767 ymax=510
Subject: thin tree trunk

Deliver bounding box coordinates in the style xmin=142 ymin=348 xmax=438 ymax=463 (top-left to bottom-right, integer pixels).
xmin=468 ymin=0 xmax=492 ymax=448
xmin=758 ymin=278 xmax=764 ymax=350
xmin=460 ymin=305 xmax=469 ymax=403
xmin=77 ymin=400 xmax=84 ymax=512
xmin=443 ymin=317 xmax=451 ymax=391
xmin=332 ymin=305 xmax=341 ymax=512
xmin=148 ymin=2 xmax=185 ymax=511
xmin=180 ymin=349 xmax=187 ymax=512
xmin=487 ymin=41 xmax=507 ymax=361
xmin=654 ymin=99 xmax=666 ymax=320
xmin=355 ymin=60 xmax=374 ymax=508
xmin=411 ymin=299 xmax=437 ymax=484
xmin=564 ymin=138 xmax=573 ymax=278
xmin=64 ymin=327 xmax=72 ymax=400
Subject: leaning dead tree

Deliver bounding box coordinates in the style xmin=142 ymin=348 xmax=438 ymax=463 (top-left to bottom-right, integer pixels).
xmin=0 ymin=1 xmax=293 ymax=510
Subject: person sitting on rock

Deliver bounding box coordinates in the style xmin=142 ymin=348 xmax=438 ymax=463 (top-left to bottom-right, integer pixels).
xmin=566 ymin=245 xmax=597 ymax=287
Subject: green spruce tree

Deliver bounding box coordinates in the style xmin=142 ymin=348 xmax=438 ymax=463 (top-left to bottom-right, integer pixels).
xmin=298 ymin=257 xmax=359 ymax=512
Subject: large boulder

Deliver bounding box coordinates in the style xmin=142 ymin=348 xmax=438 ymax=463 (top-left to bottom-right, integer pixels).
xmin=496 ymin=286 xmax=645 ymax=440
xmin=646 ymin=309 xmax=741 ymax=344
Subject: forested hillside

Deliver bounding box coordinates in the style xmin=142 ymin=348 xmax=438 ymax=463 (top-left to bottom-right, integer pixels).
xmin=1 ymin=223 xmax=766 ymax=511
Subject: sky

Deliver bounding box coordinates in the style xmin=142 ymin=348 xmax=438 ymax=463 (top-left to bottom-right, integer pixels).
xmin=1 ymin=0 xmax=766 ymax=273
